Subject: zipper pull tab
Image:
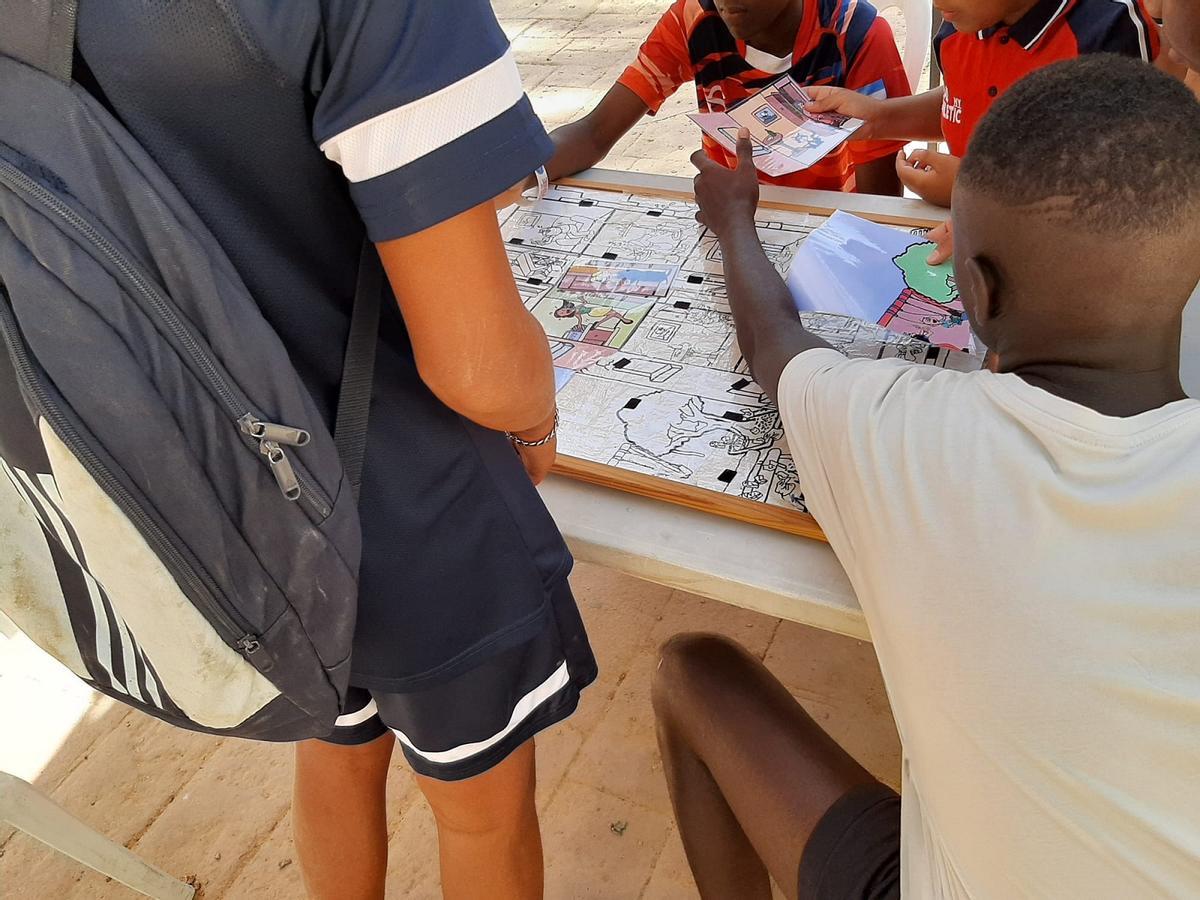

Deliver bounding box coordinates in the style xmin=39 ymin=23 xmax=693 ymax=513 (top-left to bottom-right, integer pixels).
xmin=261 ymin=441 xmax=301 ymax=500
xmin=238 ymin=414 xmax=310 ymax=447
xmin=237 ymin=634 xmax=262 ymax=654
xmin=237 ymin=634 xmax=274 ymax=672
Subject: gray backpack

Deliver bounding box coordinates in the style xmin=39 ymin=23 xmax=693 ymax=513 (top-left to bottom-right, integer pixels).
xmin=0 ymin=1 xmax=379 ymax=740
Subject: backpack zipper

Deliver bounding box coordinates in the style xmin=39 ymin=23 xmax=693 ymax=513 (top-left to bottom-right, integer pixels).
xmin=0 ymin=297 xmax=272 ymax=672
xmin=238 ymin=414 xmax=310 ymax=500
xmin=0 ymin=158 xmax=332 ymax=518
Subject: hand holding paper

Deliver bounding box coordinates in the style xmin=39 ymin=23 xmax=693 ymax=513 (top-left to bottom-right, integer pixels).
xmin=688 ymin=73 xmax=866 ymax=176
xmin=802 ymin=85 xmax=890 ymax=140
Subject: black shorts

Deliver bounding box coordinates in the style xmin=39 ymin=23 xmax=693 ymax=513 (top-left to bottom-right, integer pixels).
xmin=321 ymin=578 xmax=597 ymax=782
xmin=799 ymin=782 xmax=902 ymax=900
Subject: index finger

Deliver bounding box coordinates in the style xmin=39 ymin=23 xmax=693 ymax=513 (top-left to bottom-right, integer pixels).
xmin=902 ymin=149 xmax=937 ymax=170
xmin=802 ymin=85 xmax=841 ymax=112
xmin=926 ymin=241 xmax=953 ymax=265
xmin=735 ymin=128 xmax=755 ymax=168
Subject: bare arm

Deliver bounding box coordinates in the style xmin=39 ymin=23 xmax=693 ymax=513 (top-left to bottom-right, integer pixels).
xmin=719 ymin=219 xmax=832 ymax=403
xmin=544 ymin=83 xmax=650 ymax=180
xmin=805 ymin=87 xmax=945 ymax=142
xmin=498 ymin=84 xmax=650 ymax=203
xmin=691 ymin=136 xmax=832 ymax=403
xmin=376 ymin=200 xmax=555 ymax=436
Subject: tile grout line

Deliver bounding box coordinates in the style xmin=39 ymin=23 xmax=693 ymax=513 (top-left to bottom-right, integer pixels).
xmin=636 ymin=844 xmax=668 ymax=900
xmin=44 ymin=704 xmax=136 ymax=796
xmin=760 ymin=617 xmax=786 ymax=661
xmin=537 ymin=734 xmax=586 ymax=814
xmin=124 ymin=742 xmax=225 ymax=851
xmin=558 ymin=774 xmax=671 ymax=820
xmin=220 ymin=802 xmax=292 ymax=894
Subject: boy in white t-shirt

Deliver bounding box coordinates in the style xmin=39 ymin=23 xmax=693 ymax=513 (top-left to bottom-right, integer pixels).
xmin=652 ymin=57 xmax=1200 ymax=900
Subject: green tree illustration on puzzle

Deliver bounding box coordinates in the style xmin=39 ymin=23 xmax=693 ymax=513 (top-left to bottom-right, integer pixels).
xmin=893 ymin=243 xmax=957 ymax=304
xmin=879 ymin=242 xmax=967 ymax=344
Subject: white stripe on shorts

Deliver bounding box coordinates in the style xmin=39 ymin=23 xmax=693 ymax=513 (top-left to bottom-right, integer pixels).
xmin=335 ymin=698 xmax=379 ymax=728
xmin=392 ymin=661 xmax=570 ymax=765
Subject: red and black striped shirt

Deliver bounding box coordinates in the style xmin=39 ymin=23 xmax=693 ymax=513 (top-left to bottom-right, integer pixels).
xmin=618 ymin=0 xmax=912 ymax=191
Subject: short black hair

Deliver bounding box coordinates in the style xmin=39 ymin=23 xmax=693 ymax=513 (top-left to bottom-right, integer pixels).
xmin=959 ymin=55 xmax=1200 ymax=235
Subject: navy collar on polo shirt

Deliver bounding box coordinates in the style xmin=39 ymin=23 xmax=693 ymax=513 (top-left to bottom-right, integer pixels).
xmin=976 ymin=0 xmax=1074 ymax=49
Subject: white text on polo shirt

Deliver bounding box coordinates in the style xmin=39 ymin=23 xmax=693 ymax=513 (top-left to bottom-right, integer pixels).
xmin=941 ymin=90 xmax=963 ymax=124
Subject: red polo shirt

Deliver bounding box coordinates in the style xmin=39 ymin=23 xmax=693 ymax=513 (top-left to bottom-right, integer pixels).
xmin=934 ymin=0 xmax=1159 ymax=155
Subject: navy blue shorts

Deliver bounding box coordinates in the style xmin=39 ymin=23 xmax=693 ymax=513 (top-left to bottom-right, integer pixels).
xmin=322 ymin=578 xmax=597 ymax=781
xmin=799 ymin=782 xmax=902 ymax=900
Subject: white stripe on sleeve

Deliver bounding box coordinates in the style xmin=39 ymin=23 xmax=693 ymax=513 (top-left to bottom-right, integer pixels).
xmin=320 ymin=48 xmax=525 ymax=183
xmin=392 ymin=661 xmax=571 ymax=765
xmin=1113 ymin=0 xmax=1150 ymax=61
xmin=1022 ymin=0 xmax=1070 ymax=49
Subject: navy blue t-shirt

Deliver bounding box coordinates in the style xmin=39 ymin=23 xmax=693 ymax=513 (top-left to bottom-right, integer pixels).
xmin=76 ymin=0 xmax=572 ymax=690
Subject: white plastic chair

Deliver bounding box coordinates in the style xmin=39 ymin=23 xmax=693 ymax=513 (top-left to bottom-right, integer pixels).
xmin=0 ymin=772 xmax=194 ymax=900
xmin=876 ymin=0 xmax=933 ymax=92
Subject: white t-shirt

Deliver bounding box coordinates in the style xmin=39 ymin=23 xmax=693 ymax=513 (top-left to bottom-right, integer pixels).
xmin=777 ymin=348 xmax=1200 ymax=899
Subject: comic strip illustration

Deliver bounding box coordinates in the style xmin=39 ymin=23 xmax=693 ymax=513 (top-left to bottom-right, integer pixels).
xmin=688 ymin=74 xmax=865 ymax=176
xmin=500 ymin=188 xmax=981 ymax=515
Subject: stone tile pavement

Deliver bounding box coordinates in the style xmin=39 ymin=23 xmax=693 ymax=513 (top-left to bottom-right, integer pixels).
xmin=0 ymin=564 xmax=899 ymax=899
xmin=0 ymin=3 xmax=914 ymax=896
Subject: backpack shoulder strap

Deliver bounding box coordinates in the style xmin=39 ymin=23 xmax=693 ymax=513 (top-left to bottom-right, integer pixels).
xmin=0 ymin=0 xmax=78 ymax=81
xmin=2 ymin=1 xmax=380 ymax=499
xmin=333 ymin=242 xmax=383 ymax=500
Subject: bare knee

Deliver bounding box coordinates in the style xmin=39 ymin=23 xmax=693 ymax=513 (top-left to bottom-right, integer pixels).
xmin=652 ymin=632 xmax=754 ymax=722
xmin=419 ymin=741 xmax=537 ymax=836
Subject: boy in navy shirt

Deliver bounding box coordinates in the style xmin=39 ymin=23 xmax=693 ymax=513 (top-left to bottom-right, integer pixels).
xmin=75 ymin=1 xmax=596 ymax=896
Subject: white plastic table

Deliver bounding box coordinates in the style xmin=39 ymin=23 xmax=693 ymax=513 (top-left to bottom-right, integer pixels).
xmin=540 ymin=169 xmax=1200 ymax=642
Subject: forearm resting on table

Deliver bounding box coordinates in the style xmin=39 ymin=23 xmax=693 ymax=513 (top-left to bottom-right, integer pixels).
xmin=871 ymin=88 xmax=945 ymax=142
xmin=376 ymin=203 xmax=556 ymax=435
xmin=545 ymin=83 xmax=648 ymax=180
xmin=718 ymin=222 xmax=831 ymax=402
